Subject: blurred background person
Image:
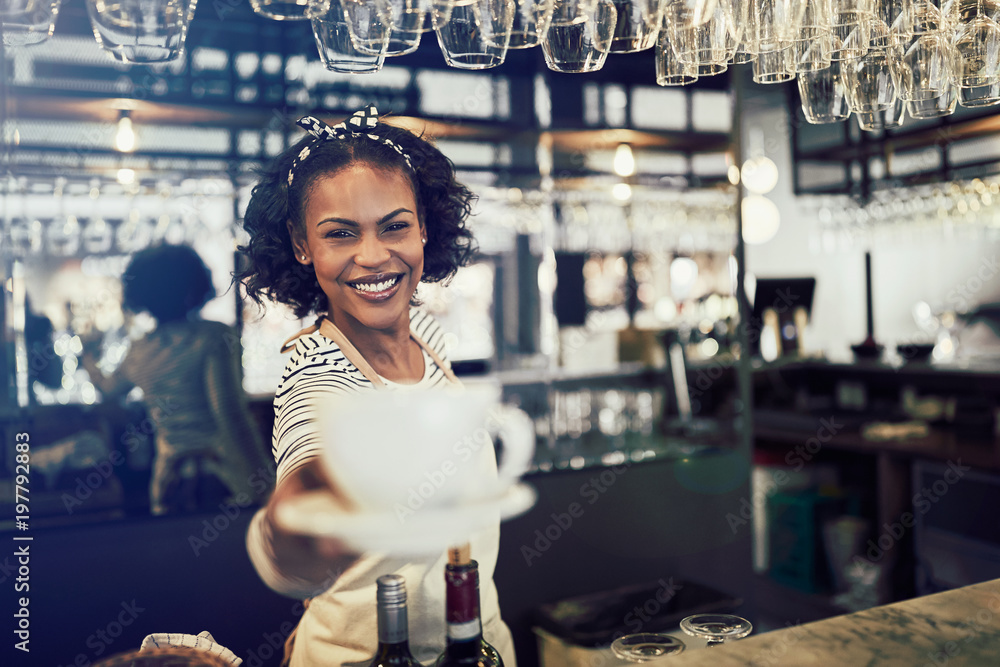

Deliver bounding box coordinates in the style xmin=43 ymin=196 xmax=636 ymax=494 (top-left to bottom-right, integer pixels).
xmin=82 ymin=243 xmax=274 ymax=515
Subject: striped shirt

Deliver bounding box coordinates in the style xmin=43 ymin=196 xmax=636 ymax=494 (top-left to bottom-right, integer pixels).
xmin=271 ymin=308 xmax=451 ymax=486
xmin=244 ymin=309 xmax=516 ymax=665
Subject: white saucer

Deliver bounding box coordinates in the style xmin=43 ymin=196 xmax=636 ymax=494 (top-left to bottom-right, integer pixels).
xmin=276 ymin=482 xmax=537 ymax=555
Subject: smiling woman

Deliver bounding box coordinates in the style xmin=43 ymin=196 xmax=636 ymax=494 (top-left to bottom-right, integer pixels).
xmin=292 ymin=166 xmax=426 ymax=372
xmin=235 ymin=105 xmax=517 ymax=667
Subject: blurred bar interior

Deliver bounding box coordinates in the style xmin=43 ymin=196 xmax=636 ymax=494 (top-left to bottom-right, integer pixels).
xmin=3 ymin=0 xmax=1000 ymax=664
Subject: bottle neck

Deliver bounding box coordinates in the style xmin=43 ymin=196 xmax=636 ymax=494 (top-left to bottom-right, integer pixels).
xmin=378 ymin=601 xmax=410 ymax=646
xmin=444 ymin=562 xmax=482 ymax=643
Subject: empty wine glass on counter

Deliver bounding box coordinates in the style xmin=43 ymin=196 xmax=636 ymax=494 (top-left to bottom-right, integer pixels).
xmin=611 ymin=633 xmax=686 ymax=661
xmin=679 ymin=613 xmax=753 ymax=647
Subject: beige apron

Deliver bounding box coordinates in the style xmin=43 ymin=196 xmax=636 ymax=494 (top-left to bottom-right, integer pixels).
xmin=279 ymin=317 xmax=469 ymax=666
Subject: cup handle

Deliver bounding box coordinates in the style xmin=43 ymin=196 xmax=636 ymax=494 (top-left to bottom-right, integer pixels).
xmin=492 ymin=405 xmax=536 ymax=489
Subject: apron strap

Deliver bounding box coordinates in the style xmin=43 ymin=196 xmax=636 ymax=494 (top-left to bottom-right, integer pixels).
xmin=280 ymin=322 xmax=320 ymax=354
xmin=411 ymin=329 xmax=461 ymax=386
xmin=317 ymin=318 xmax=386 ymax=388
xmin=281 ymin=317 xmax=461 ymax=387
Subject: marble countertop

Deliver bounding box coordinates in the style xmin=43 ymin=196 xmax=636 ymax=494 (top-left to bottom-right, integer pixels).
xmin=661 ymin=579 xmax=1000 ymax=666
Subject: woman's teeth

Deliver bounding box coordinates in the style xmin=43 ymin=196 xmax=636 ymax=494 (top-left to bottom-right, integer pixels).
xmin=352 ymin=276 xmax=400 ymax=293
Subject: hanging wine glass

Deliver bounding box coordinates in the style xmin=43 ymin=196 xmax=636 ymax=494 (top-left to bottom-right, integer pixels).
xmin=82 ymin=216 xmax=114 ymax=254
xmin=46 ymin=215 xmax=81 ymax=257
xmin=1 ymin=0 xmax=62 ymax=46
xmin=8 ymin=217 xmax=43 ymax=257
xmin=116 ymin=211 xmax=154 ymax=253
xmin=679 ymin=613 xmax=753 ymax=646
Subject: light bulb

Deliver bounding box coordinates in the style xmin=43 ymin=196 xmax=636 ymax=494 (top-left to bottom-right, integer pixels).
xmin=670 ymin=256 xmax=699 ymax=302
xmin=613 ymin=143 xmax=636 ymax=177
xmin=741 ymin=155 xmax=779 ymax=194
xmin=115 ymin=116 xmax=136 ymax=153
xmin=741 ymin=195 xmax=781 ymax=244
xmin=612 ymin=182 xmax=633 ymax=201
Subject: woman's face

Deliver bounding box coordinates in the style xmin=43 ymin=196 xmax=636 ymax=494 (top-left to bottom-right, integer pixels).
xmin=295 ymin=164 xmax=424 ymax=333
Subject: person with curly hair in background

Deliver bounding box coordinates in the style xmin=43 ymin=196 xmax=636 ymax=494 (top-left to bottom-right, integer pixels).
xmin=238 ymin=106 xmax=517 ymax=666
xmin=82 ymin=243 xmax=274 ymax=515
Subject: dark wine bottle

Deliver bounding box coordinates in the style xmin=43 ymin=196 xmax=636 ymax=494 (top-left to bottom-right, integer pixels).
xmin=435 ymin=560 xmax=504 ymax=667
xmin=369 ymin=574 xmax=419 ymax=667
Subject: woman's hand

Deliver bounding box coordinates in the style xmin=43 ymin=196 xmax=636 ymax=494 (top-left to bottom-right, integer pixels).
xmin=263 ymin=459 xmax=361 ymax=592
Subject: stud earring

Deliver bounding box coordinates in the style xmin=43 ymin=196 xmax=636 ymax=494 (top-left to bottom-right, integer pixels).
xmin=301 ymin=255 xmax=307 ymax=261
xmin=421 ymin=238 xmax=426 ymax=245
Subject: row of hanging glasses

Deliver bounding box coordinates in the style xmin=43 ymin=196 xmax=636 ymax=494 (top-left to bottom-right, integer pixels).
xmin=3 ymin=0 xmax=999 ymax=125
xmin=3 ymin=212 xmax=211 ymax=256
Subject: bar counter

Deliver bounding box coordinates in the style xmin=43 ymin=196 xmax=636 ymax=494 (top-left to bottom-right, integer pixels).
xmin=663 ymin=578 xmax=1000 ymax=666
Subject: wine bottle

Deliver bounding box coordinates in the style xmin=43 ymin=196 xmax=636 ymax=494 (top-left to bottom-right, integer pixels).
xmin=369 ymin=574 xmax=419 ymax=667
xmin=435 ymin=560 xmax=504 ymax=667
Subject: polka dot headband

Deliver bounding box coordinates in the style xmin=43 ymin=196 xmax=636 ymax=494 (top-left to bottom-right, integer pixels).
xmin=287 ymin=104 xmax=414 ymax=187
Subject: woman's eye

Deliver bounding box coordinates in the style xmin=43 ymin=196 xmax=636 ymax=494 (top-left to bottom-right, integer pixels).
xmin=385 ymin=222 xmax=409 ymax=233
xmin=326 ymin=229 xmax=353 ymax=239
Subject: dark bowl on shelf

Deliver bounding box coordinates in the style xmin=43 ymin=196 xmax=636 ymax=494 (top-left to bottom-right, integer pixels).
xmin=896 ymin=343 xmax=935 ymax=363
xmin=851 ymin=343 xmax=884 ymax=360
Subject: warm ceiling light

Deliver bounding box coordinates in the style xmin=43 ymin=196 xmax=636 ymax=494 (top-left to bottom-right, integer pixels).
xmin=115 ymin=114 xmax=136 ymax=153
xmin=612 ymin=182 xmax=633 ymax=201
xmin=613 ymin=143 xmax=636 ymax=177
xmin=741 ymin=155 xmax=779 ymax=194
xmin=741 ymin=195 xmax=781 ymax=244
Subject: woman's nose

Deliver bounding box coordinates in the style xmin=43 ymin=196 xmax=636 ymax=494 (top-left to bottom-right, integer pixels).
xmin=354 ymin=233 xmax=391 ymax=268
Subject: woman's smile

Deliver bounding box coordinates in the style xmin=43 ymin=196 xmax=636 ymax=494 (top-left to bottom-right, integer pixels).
xmin=347 ymin=273 xmax=403 ymax=300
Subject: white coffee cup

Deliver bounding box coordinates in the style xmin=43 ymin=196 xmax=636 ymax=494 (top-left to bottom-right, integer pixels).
xmin=316 ymin=382 xmax=535 ymax=515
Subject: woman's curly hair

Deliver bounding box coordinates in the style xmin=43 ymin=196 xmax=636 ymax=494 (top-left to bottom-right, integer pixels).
xmin=237 ymin=116 xmax=477 ymax=319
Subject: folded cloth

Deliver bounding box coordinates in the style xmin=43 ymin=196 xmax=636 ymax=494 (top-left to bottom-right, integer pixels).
xmin=140 ymin=631 xmax=242 ymax=665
